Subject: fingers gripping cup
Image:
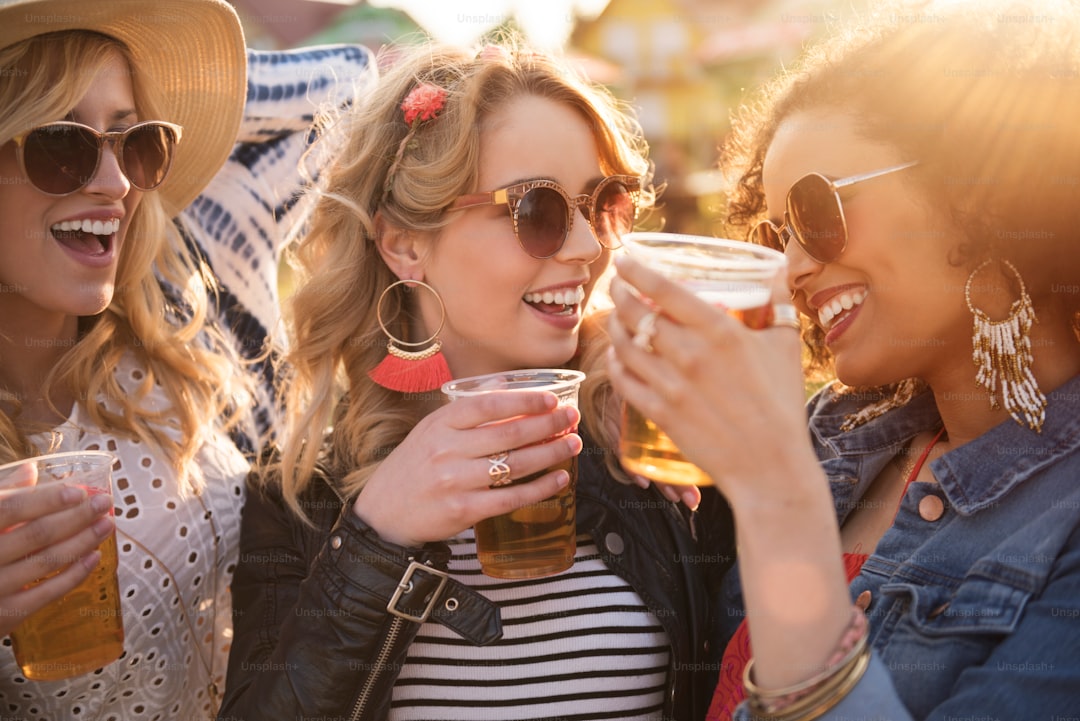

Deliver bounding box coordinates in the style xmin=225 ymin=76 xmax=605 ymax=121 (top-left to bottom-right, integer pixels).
xmin=0 ymin=451 xmax=123 ymax=680
xmin=618 ymin=232 xmax=788 ymax=486
xmin=442 ymin=370 xmax=584 ymax=579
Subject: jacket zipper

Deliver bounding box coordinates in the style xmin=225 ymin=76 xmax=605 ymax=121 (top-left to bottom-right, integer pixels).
xmin=348 ymin=616 xmax=404 ymax=721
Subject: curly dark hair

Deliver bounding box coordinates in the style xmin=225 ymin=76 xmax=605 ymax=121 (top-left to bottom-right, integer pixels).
xmin=722 ymin=0 xmax=1080 ymax=373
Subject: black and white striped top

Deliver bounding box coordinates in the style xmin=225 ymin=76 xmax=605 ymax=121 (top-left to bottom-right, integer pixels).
xmin=389 ymin=531 xmax=671 ymax=721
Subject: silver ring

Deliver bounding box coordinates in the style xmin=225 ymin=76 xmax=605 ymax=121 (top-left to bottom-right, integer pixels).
xmin=487 ymin=452 xmax=512 ymax=487
xmin=771 ymin=304 xmax=801 ymax=331
xmin=631 ymin=310 xmax=660 ymax=352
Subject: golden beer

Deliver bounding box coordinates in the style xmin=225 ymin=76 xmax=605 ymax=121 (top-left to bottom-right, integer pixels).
xmin=12 ymin=529 xmax=124 ymax=680
xmin=474 ymin=456 xmax=577 ymax=578
xmin=618 ymin=232 xmax=786 ymax=487
xmin=0 ymin=452 xmax=124 ymax=679
xmin=443 ymin=369 xmax=585 ymax=579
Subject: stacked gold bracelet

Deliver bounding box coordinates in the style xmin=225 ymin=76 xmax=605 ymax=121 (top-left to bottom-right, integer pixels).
xmin=742 ymin=606 xmax=872 ymax=721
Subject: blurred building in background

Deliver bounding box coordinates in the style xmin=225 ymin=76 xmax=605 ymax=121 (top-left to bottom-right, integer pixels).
xmin=230 ymin=0 xmax=861 ymax=234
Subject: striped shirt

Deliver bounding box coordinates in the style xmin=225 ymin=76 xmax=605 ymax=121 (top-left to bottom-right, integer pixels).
xmin=390 ymin=531 xmax=671 ymax=721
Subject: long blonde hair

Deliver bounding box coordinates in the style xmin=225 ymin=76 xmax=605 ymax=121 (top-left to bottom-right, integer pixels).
xmin=0 ymin=31 xmax=248 ymax=491
xmin=279 ymin=38 xmax=652 ymax=518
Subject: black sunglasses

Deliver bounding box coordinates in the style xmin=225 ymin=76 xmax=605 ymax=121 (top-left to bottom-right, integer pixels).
xmin=450 ymin=175 xmax=640 ymax=259
xmin=12 ymin=120 xmax=183 ymax=196
xmin=750 ymin=161 xmax=918 ymax=263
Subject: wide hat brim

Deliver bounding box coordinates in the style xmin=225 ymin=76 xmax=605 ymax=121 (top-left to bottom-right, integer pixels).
xmin=0 ymin=0 xmax=246 ymax=215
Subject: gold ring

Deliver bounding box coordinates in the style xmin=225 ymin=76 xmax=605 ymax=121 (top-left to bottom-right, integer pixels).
xmin=631 ymin=310 xmax=660 ymax=352
xmin=487 ymin=452 xmax=512 ymax=487
xmin=771 ymin=304 xmax=801 ymax=331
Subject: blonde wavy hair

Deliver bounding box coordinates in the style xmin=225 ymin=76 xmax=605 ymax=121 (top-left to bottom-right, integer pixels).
xmin=0 ymin=31 xmax=247 ymax=492
xmin=278 ymin=38 xmax=653 ymax=519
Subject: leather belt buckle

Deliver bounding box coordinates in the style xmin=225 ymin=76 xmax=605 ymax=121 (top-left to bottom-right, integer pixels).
xmin=386 ymin=560 xmax=449 ymax=623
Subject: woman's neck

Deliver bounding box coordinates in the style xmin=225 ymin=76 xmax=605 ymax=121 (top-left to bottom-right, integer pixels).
xmin=0 ymin=312 xmax=80 ymax=425
xmin=927 ymin=310 xmax=1080 ymax=447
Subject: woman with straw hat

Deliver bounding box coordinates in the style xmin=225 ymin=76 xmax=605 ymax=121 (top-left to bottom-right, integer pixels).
xmin=0 ymin=0 xmax=371 ymax=717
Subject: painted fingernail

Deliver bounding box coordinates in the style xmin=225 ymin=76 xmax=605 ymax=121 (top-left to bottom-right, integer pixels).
xmin=90 ymin=494 xmax=113 ymax=514
xmin=61 ymin=485 xmax=87 ymax=505
xmin=80 ymin=550 xmax=102 ymax=571
xmin=93 ymin=517 xmax=115 ymax=537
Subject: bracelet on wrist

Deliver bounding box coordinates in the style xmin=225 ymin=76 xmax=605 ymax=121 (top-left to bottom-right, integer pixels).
xmin=743 ymin=605 xmax=871 ymax=719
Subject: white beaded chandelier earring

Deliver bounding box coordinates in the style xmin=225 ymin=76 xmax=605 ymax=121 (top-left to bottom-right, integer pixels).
xmin=965 ymin=258 xmax=1047 ymax=432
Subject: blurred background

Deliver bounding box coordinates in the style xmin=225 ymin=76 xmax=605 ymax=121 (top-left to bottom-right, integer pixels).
xmin=232 ymin=0 xmax=874 ymax=236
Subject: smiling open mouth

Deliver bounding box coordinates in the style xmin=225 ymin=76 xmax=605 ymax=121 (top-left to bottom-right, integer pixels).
xmin=523 ymin=286 xmax=585 ymax=316
xmin=50 ymin=218 xmax=119 ymax=256
xmin=818 ymin=289 xmax=867 ymax=330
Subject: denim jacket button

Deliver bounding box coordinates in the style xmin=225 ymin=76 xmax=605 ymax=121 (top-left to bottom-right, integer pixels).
xmin=919 ymin=494 xmax=946 ymax=521
xmin=330 ymin=535 xmax=343 ymax=550
xmin=856 ymin=590 xmax=872 ymax=611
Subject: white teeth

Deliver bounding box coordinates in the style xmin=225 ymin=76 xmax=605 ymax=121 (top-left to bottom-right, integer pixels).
xmin=50 ymin=218 xmax=120 ymax=235
xmin=524 ymin=286 xmax=585 ymax=307
xmin=818 ymin=289 xmax=867 ymax=329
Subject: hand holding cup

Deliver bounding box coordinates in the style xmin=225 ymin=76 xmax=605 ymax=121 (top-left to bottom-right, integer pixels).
xmin=352 ymin=380 xmax=582 ymax=555
xmin=608 ymin=245 xmax=810 ymax=505
xmin=0 ymin=451 xmax=122 ymax=679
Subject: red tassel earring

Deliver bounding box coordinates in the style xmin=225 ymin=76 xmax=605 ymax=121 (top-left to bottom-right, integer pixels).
xmin=368 ymin=279 xmax=453 ymax=393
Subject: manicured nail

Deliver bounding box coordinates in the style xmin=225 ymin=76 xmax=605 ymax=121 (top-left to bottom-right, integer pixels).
xmin=80 ymin=550 xmax=102 ymax=571
xmin=90 ymin=494 xmax=113 ymax=514
xmin=555 ymin=470 xmax=570 ymax=488
xmin=61 ymin=485 xmax=87 ymax=505
xmin=92 ymin=517 xmax=115 ymax=537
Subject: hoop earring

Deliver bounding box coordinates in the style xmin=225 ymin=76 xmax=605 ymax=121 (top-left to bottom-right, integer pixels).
xmin=966 ymin=259 xmax=1046 ymax=432
xmin=367 ymin=279 xmax=453 ymax=393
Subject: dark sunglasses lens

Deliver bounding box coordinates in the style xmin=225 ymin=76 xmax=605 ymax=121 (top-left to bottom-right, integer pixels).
xmin=123 ymin=124 xmax=175 ymax=190
xmin=750 ymin=222 xmax=785 ymax=253
xmin=517 ymin=186 xmax=567 ymax=257
xmin=788 ymin=174 xmax=845 ymax=262
xmin=593 ymin=180 xmax=634 ymax=247
xmin=24 ymin=125 xmax=99 ymax=195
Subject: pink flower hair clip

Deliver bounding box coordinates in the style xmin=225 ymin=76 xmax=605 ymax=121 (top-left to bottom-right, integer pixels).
xmin=401 ymin=83 xmax=446 ymax=125
xmin=382 ymin=83 xmax=448 ymax=202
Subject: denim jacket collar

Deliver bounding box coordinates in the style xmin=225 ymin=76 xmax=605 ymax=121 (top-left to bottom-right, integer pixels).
xmin=809 ymin=374 xmax=1080 ymax=521
xmin=932 ymin=374 xmax=1080 ymax=515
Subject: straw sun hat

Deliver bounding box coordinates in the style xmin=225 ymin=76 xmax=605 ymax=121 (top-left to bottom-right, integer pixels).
xmin=0 ymin=0 xmax=247 ymax=213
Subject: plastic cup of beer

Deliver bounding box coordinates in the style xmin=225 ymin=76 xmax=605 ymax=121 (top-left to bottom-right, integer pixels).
xmin=442 ymin=369 xmax=584 ymax=579
xmin=618 ymin=232 xmax=788 ymax=486
xmin=0 ymin=451 xmax=123 ymax=680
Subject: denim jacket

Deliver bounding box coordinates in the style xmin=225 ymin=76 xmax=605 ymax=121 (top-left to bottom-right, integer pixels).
xmin=729 ymin=373 xmax=1080 ymax=720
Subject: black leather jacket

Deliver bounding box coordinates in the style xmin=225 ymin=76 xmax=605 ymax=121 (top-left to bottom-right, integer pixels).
xmin=218 ymin=438 xmax=734 ymax=721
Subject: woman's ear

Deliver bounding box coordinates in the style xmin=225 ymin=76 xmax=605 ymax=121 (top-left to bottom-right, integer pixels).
xmin=374 ymin=211 xmax=427 ymax=280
